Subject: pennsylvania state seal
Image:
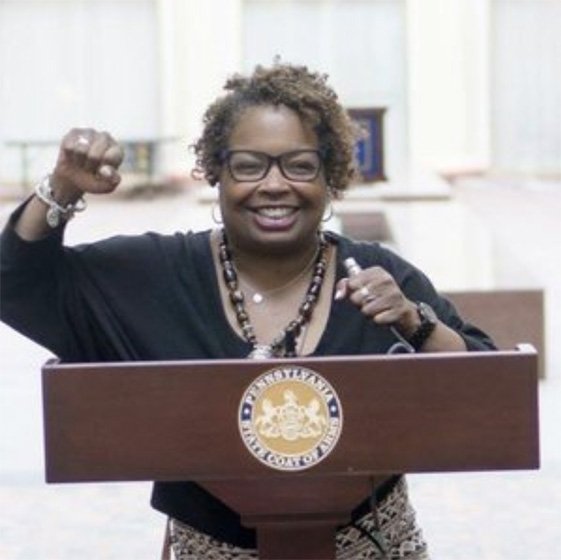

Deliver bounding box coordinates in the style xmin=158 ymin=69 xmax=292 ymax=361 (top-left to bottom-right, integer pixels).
xmin=238 ymin=366 xmax=343 ymax=471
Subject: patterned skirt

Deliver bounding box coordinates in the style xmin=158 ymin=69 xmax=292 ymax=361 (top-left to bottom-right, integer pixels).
xmin=168 ymin=477 xmax=430 ymax=560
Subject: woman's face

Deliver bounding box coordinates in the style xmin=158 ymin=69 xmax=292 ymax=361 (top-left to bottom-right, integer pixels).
xmin=218 ymin=104 xmax=328 ymax=257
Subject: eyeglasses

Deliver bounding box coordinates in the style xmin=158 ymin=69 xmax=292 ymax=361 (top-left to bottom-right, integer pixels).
xmin=222 ymin=150 xmax=323 ymax=182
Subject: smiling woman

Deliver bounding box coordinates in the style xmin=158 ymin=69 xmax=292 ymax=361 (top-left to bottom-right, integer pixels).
xmin=215 ymin=104 xmax=328 ymax=259
xmin=0 ymin=60 xmax=496 ymax=559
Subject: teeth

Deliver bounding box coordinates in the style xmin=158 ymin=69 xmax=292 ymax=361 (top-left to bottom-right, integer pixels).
xmin=256 ymin=207 xmax=294 ymax=219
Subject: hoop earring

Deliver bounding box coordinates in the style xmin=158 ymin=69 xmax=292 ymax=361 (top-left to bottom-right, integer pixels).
xmin=211 ymin=204 xmax=223 ymax=224
xmin=321 ymin=201 xmax=334 ymax=223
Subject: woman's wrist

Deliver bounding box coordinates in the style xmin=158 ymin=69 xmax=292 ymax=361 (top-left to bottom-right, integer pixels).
xmin=47 ymin=173 xmax=85 ymax=205
xmin=34 ymin=174 xmax=87 ymax=228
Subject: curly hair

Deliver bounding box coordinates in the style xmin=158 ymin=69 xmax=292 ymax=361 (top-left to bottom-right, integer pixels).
xmin=191 ymin=61 xmax=364 ymax=197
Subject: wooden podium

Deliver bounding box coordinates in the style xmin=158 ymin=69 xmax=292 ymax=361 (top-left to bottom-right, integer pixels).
xmin=42 ymin=348 xmax=539 ymax=559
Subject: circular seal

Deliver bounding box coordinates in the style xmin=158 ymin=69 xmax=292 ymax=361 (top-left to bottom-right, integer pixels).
xmin=238 ymin=365 xmax=343 ymax=471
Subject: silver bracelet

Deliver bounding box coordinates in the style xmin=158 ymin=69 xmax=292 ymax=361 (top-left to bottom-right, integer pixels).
xmin=34 ymin=175 xmax=87 ymax=228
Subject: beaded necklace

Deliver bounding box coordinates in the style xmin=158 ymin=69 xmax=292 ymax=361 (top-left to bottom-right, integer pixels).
xmin=218 ymin=229 xmax=329 ymax=359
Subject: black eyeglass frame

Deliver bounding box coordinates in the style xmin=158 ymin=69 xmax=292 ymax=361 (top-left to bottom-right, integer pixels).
xmin=220 ymin=149 xmax=325 ymax=182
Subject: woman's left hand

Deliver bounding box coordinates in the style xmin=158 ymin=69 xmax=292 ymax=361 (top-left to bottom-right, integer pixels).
xmin=335 ymin=266 xmax=419 ymax=338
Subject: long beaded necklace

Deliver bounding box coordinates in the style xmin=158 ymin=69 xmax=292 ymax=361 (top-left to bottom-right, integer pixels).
xmin=218 ymin=229 xmax=329 ymax=359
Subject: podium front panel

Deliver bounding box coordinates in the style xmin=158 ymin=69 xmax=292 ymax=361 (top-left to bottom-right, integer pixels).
xmin=42 ymin=349 xmax=539 ymax=483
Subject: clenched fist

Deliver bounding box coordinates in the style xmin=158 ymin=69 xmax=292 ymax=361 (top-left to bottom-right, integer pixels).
xmin=52 ymin=128 xmax=125 ymax=199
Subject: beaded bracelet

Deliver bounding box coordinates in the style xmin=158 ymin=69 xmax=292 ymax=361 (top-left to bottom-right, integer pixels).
xmin=34 ymin=175 xmax=87 ymax=228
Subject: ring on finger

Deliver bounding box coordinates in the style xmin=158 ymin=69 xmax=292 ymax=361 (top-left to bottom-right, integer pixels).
xmin=360 ymin=286 xmax=370 ymax=298
xmin=76 ymin=135 xmax=90 ymax=147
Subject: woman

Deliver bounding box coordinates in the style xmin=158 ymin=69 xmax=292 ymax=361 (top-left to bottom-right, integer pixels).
xmin=0 ymin=62 xmax=494 ymax=559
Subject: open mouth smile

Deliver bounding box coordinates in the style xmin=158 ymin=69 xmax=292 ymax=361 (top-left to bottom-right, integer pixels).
xmin=253 ymin=206 xmax=297 ymax=219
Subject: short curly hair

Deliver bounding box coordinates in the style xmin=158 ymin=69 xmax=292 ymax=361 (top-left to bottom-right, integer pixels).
xmin=191 ymin=61 xmax=364 ymax=198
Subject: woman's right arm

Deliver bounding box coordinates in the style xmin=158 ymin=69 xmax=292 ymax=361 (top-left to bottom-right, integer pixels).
xmin=14 ymin=128 xmax=124 ymax=241
xmin=1 ymin=129 xmax=125 ymax=356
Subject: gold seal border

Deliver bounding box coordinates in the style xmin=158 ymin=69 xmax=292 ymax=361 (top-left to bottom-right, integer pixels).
xmin=238 ymin=365 xmax=343 ymax=472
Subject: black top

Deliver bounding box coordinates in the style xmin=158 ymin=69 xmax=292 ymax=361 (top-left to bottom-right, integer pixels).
xmin=0 ymin=202 xmax=495 ymax=547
